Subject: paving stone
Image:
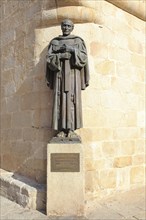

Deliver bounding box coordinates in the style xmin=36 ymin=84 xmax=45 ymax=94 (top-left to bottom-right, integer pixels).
xmin=0 ymin=169 xmax=45 ymax=211
xmin=1 ymin=186 xmax=145 ymax=220
xmin=0 ymin=196 xmax=48 ymax=220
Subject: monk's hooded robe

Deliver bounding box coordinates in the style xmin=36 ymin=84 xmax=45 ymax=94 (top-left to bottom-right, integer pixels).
xmin=46 ymin=35 xmax=89 ymax=131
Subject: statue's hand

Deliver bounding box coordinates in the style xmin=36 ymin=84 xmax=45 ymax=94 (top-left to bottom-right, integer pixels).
xmin=59 ymin=45 xmax=74 ymax=53
xmin=59 ymin=45 xmax=66 ymax=52
xmin=64 ymin=45 xmax=75 ymax=53
xmin=60 ymin=52 xmax=71 ymax=60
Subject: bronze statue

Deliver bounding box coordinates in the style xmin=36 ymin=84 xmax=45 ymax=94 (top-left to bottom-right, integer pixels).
xmin=46 ymin=19 xmax=89 ymax=141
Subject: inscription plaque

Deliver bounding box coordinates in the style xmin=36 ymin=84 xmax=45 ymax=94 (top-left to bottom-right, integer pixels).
xmin=51 ymin=153 xmax=80 ymax=172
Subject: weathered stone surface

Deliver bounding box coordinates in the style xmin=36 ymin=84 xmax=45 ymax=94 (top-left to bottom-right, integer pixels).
xmin=0 ymin=0 xmax=145 ymax=204
xmin=113 ymin=128 xmax=140 ymax=140
xmin=120 ymin=140 xmax=135 ymax=155
xmin=130 ymin=166 xmax=145 ymax=184
xmin=102 ymin=141 xmax=120 ymax=157
xmin=85 ymin=171 xmax=99 ymax=192
xmin=99 ymin=169 xmax=116 ymax=189
xmin=116 ymin=168 xmax=130 ymax=189
xmin=42 ymin=6 xmax=103 ymax=27
xmin=1 ymin=186 xmax=145 ymax=220
xmin=113 ymin=156 xmax=132 ymax=168
xmin=0 ymin=169 xmax=45 ymax=211
xmin=132 ymin=154 xmax=145 ymax=165
xmin=105 ymin=0 xmax=146 ymax=21
xmin=135 ymin=139 xmax=145 ymax=154
xmin=47 ymin=144 xmax=85 ymax=217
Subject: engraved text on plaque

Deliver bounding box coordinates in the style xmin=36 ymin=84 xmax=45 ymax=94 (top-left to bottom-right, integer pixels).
xmin=51 ymin=153 xmax=80 ymax=172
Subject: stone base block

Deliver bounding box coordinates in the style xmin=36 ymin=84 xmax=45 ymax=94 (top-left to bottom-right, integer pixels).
xmin=0 ymin=169 xmax=46 ymax=211
xmin=47 ymin=143 xmax=85 ymax=217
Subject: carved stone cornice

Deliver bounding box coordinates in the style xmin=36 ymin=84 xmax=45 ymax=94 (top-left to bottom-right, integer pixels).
xmin=41 ymin=0 xmax=145 ymax=27
xmin=41 ymin=6 xmax=103 ymax=27
xmin=106 ymin=0 xmax=146 ymax=21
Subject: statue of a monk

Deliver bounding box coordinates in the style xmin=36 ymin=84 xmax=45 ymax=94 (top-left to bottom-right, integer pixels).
xmin=46 ymin=19 xmax=89 ymax=139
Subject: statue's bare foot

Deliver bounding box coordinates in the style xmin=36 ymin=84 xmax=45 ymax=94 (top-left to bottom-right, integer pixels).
xmin=57 ymin=131 xmax=66 ymax=138
xmin=67 ymin=130 xmax=78 ymax=138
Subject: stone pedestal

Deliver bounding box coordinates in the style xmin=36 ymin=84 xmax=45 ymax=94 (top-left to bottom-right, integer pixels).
xmin=47 ymin=143 xmax=85 ymax=217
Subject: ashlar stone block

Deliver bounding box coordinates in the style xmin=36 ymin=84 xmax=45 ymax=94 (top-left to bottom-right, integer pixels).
xmin=113 ymin=156 xmax=132 ymax=168
xmin=99 ymin=169 xmax=116 ymax=189
xmin=130 ymin=166 xmax=145 ymax=184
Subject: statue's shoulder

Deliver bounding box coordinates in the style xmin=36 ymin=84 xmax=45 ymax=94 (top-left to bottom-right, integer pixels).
xmin=49 ymin=36 xmax=85 ymax=45
xmin=50 ymin=37 xmax=60 ymax=45
xmin=73 ymin=36 xmax=85 ymax=44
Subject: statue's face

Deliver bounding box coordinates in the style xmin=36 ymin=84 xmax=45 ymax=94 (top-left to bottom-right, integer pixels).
xmin=61 ymin=21 xmax=73 ymax=36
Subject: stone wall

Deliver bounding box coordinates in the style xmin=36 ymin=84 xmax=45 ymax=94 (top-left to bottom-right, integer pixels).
xmin=1 ymin=0 xmax=145 ymax=201
xmin=0 ymin=0 xmax=51 ymax=183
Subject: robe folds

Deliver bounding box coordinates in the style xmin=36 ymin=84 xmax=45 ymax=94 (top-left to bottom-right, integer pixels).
xmin=46 ymin=35 xmax=89 ymax=131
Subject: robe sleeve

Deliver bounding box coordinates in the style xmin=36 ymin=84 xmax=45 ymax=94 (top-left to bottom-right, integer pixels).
xmin=46 ymin=41 xmax=61 ymax=89
xmin=73 ymin=38 xmax=89 ymax=89
xmin=46 ymin=43 xmax=61 ymax=72
xmin=73 ymin=38 xmax=88 ymax=69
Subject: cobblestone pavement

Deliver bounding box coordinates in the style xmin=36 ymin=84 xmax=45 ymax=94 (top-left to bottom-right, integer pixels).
xmin=0 ymin=186 xmax=145 ymax=220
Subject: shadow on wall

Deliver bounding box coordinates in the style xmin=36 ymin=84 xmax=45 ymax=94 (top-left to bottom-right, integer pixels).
xmin=1 ymin=24 xmax=58 ymax=185
xmin=12 ymin=172 xmax=46 ymax=212
xmin=1 ymin=0 xmax=97 ymax=186
xmin=14 ymin=44 xmax=57 ymax=180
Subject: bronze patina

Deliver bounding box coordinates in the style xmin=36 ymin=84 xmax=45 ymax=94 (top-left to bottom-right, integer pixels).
xmin=46 ymin=19 xmax=89 ymax=141
xmin=51 ymin=153 xmax=80 ymax=172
